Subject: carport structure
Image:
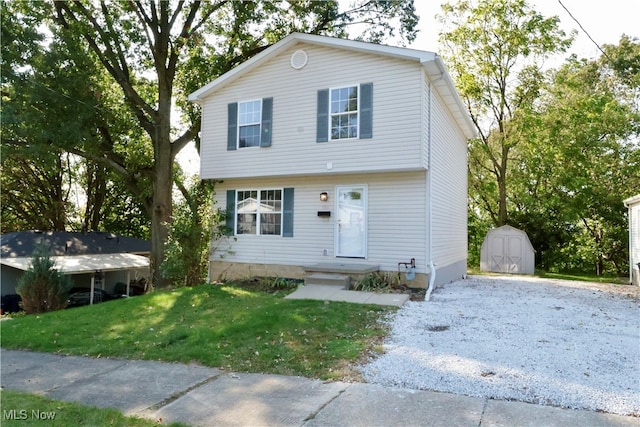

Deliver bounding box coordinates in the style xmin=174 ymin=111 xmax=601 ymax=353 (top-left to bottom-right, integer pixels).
xmin=0 ymin=253 xmax=149 ymax=304
xmin=1 ymin=231 xmax=151 ymax=307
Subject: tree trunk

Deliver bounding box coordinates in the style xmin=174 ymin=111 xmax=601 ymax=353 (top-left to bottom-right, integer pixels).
xmin=497 ymin=143 xmax=510 ymax=226
xmin=497 ymin=173 xmax=508 ymax=226
xmin=150 ymin=121 xmax=173 ymax=289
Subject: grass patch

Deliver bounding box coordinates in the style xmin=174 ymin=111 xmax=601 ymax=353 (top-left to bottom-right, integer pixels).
xmin=535 ymin=271 xmax=626 ymax=284
xmin=0 ymin=390 xmax=187 ymax=427
xmin=467 ymin=268 xmax=625 ymax=285
xmin=0 ymin=283 xmax=392 ymax=380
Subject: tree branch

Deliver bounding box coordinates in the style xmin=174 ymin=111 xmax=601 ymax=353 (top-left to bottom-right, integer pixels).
xmin=171 ymin=118 xmax=201 ymax=160
xmin=54 ymin=1 xmax=156 ymax=126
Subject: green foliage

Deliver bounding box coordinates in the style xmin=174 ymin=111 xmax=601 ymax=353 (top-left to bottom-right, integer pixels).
xmin=259 ymin=277 xmax=301 ymax=291
xmin=508 ymin=39 xmax=640 ymax=275
xmin=0 ymin=151 xmax=73 ymax=232
xmin=1 ymin=284 xmax=392 ymax=380
xmin=161 ymin=179 xmax=222 ymax=287
xmin=439 ymin=0 xmax=573 ymax=226
xmin=468 ymin=207 xmax=492 ymax=268
xmin=16 ymin=250 xmax=73 ymax=314
xmin=439 ymin=2 xmax=638 ymax=276
xmin=1 ymin=1 xmax=152 ymax=235
xmin=353 ymin=271 xmax=401 ymax=292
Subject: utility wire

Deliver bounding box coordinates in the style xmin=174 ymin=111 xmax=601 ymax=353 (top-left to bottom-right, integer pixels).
xmin=557 ymin=0 xmax=612 ymax=61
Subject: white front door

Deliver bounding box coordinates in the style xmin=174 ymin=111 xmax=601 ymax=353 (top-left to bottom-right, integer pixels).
xmin=336 ymin=185 xmax=367 ymax=258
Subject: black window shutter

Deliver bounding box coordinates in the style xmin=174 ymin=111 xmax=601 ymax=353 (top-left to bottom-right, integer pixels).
xmin=316 ymin=89 xmax=329 ymax=143
xmin=359 ymin=83 xmax=373 ymax=139
xmin=227 ymin=103 xmax=238 ymax=151
xmin=260 ymin=97 xmax=273 ymax=147
xmin=225 ymin=190 xmax=236 ymax=236
xmin=282 ymin=188 xmax=294 ymax=237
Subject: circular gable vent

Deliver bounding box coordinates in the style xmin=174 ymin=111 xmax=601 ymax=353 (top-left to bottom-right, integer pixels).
xmin=290 ymin=50 xmax=308 ymax=69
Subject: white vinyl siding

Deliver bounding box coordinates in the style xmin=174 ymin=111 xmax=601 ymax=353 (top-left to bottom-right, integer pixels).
xmin=630 ymin=201 xmax=640 ymax=285
xmin=428 ymin=77 xmax=469 ymax=270
xmin=211 ymin=172 xmax=428 ymax=274
xmin=200 ymin=43 xmax=423 ymax=180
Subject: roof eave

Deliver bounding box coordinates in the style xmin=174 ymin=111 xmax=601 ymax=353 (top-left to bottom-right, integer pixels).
xmin=624 ymin=194 xmax=640 ymax=207
xmin=422 ymin=56 xmax=477 ymax=140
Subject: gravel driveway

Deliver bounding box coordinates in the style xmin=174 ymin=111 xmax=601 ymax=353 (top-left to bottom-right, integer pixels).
xmin=359 ymin=275 xmax=640 ymax=416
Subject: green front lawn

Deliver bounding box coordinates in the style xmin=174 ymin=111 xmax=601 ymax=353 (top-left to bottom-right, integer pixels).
xmin=0 ymin=283 xmax=392 ymax=380
xmin=0 ymin=390 xmax=188 ymax=427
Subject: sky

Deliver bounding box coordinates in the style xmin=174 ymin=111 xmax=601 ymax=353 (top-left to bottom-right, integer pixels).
xmin=408 ymin=0 xmax=638 ymax=60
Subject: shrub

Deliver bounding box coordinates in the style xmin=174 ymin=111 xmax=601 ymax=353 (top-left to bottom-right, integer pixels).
xmin=259 ymin=276 xmax=300 ymax=291
xmin=16 ymin=251 xmax=73 ymax=314
xmin=353 ymin=271 xmax=400 ymax=292
xmin=162 ymin=178 xmax=227 ymax=287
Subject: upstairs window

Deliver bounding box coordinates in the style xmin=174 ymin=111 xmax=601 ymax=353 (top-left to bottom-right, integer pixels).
xmin=317 ymin=83 xmax=372 ymax=143
xmin=330 ymin=86 xmax=358 ymax=140
xmin=227 ymin=98 xmax=273 ymax=150
xmin=238 ymin=100 xmax=262 ymax=148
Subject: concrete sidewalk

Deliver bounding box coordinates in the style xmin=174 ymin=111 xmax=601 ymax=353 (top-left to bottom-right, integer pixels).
xmin=1 ymin=349 xmax=637 ymax=426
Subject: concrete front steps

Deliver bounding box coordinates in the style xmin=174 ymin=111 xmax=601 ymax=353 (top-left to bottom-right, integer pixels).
xmin=304 ymin=273 xmax=351 ymax=288
xmin=285 ymin=284 xmax=410 ymax=307
xmin=285 ymin=262 xmax=410 ymax=307
xmin=303 ymin=262 xmax=380 ymax=289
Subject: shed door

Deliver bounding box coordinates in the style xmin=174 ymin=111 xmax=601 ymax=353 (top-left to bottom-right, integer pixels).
xmin=506 ymin=236 xmax=523 ymax=273
xmin=490 ymin=234 xmax=524 ymax=273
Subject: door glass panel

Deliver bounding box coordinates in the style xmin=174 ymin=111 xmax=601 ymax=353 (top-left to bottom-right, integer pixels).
xmin=336 ymin=186 xmax=366 ymax=257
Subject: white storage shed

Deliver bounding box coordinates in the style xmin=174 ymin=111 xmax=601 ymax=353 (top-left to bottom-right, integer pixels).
xmin=480 ymin=225 xmax=536 ymax=275
xmin=624 ymin=195 xmax=640 ymax=286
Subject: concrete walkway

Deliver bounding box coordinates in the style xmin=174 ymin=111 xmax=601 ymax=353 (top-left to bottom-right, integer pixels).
xmin=1 ymin=349 xmax=637 ymax=426
xmin=285 ymin=284 xmax=411 ymax=307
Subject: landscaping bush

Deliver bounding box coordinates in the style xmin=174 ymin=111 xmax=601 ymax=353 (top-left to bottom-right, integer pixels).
xmin=16 ymin=251 xmax=73 ymax=314
xmin=353 ymin=271 xmax=401 ymax=292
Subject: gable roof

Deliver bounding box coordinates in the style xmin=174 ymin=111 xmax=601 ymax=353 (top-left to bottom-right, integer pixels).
xmin=188 ymin=32 xmax=476 ymax=140
xmin=0 ymin=231 xmax=150 ymax=258
xmin=482 ymin=225 xmax=536 ymax=253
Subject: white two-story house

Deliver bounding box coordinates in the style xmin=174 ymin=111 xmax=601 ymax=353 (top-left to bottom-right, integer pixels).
xmin=189 ymin=33 xmax=475 ymax=288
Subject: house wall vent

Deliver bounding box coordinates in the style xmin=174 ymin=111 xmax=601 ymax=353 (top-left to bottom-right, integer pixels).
xmin=290 ymin=50 xmax=308 ymax=69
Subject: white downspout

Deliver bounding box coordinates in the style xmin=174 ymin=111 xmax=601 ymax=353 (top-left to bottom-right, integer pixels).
xmin=425 ymin=61 xmax=446 ymax=301
xmin=425 ymin=79 xmax=436 ymax=301
xmin=624 ymin=199 xmax=632 ymax=285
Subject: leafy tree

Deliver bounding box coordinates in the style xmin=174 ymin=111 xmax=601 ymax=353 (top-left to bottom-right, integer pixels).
xmin=511 ymin=37 xmax=640 ymax=275
xmin=16 ymin=249 xmax=73 ymax=314
xmin=41 ymin=0 xmax=418 ymax=288
xmin=437 ymin=0 xmax=573 ymax=226
xmin=0 ymin=149 xmax=74 ymax=232
xmin=1 ymin=1 xmax=151 ymax=235
xmin=161 ymin=177 xmax=222 ymax=286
